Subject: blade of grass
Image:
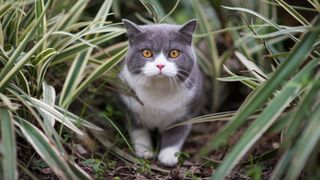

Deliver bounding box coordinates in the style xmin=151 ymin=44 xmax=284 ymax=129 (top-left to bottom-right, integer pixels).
xmin=283 ymin=76 xmax=320 ymax=147
xmin=102 ymin=115 xmax=134 ymax=153
xmin=42 ymin=82 xmax=56 ymax=128
xmin=158 ymin=0 xmax=180 ymax=23
xmin=223 ymin=5 xmax=299 ymax=42
xmin=197 ymin=17 xmax=320 ymax=157
xmin=61 ymin=47 xmax=127 ymax=108
xmin=0 ymin=106 xmax=17 ymax=180
xmin=276 ymin=0 xmax=310 ymax=26
xmin=59 ymin=0 xmax=113 ymax=108
xmin=54 ymin=105 xmax=103 ymax=131
xmin=139 ymin=0 xmax=160 ymax=23
xmin=223 ymin=65 xmax=260 ymax=89
xmin=284 ymin=103 xmax=320 ymax=180
xmin=36 ymin=48 xmax=58 ymax=88
xmin=28 ymin=97 xmax=83 ymax=135
xmin=0 ymin=1 xmax=50 ymax=85
xmin=14 ymin=117 xmax=82 ymax=179
xmin=217 ymin=76 xmax=259 ymax=82
xmin=235 ymin=51 xmax=267 ymax=81
xmin=193 ymin=0 xmax=221 ymax=111
xmin=52 ymin=31 xmax=124 ymax=63
xmin=0 ymin=3 xmax=12 ymax=19
xmin=169 ymin=111 xmax=236 ymax=129
xmin=271 ymin=75 xmax=320 ymax=180
xmin=0 ymin=32 xmax=51 ymax=92
xmin=35 ymin=0 xmax=47 ymax=49
xmin=212 ymin=57 xmax=319 ymax=179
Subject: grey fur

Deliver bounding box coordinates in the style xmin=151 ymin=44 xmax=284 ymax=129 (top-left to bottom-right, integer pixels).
xmin=121 ymin=19 xmax=203 ymax=165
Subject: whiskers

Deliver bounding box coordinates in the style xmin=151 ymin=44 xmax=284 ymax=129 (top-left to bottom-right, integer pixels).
xmin=129 ymin=69 xmax=151 ymax=89
xmin=128 ymin=68 xmax=194 ymax=94
xmin=175 ymin=69 xmax=194 ymax=89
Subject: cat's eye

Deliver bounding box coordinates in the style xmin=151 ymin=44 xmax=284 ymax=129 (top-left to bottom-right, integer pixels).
xmin=142 ymin=49 xmax=153 ymax=58
xmin=169 ymin=49 xmax=180 ymax=58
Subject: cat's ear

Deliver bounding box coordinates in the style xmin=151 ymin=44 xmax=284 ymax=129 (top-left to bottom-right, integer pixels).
xmin=179 ymin=19 xmax=197 ymax=44
xmin=123 ymin=19 xmax=142 ymax=38
xmin=179 ymin=19 xmax=197 ymax=35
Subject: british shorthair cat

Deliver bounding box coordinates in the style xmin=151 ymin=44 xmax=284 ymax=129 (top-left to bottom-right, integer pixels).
xmin=120 ymin=19 xmax=203 ymax=166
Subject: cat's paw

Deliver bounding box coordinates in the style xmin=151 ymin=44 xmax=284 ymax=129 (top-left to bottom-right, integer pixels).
xmin=158 ymin=147 xmax=178 ymax=166
xmin=136 ymin=149 xmax=154 ymax=159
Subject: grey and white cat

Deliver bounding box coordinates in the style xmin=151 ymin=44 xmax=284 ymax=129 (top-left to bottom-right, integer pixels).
xmin=120 ymin=19 xmax=203 ymax=166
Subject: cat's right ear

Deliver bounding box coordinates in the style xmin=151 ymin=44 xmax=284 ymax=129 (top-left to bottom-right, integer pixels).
xmin=122 ymin=19 xmax=142 ymax=38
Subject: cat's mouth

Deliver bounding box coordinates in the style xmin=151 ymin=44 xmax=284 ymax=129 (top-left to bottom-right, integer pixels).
xmin=145 ymin=73 xmax=175 ymax=79
xmin=143 ymin=70 xmax=176 ymax=78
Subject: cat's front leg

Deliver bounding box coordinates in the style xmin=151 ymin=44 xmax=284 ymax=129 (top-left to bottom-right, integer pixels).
xmin=130 ymin=128 xmax=154 ymax=159
xmin=158 ymin=124 xmax=191 ymax=166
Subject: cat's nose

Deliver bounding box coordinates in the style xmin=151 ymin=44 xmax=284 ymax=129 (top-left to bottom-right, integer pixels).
xmin=156 ymin=64 xmax=165 ymax=70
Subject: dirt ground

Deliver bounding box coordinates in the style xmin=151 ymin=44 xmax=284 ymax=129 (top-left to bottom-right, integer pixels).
xmin=20 ymin=119 xmax=279 ymax=179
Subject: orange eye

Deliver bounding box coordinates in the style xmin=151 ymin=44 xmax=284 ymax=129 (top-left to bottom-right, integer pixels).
xmin=169 ymin=49 xmax=180 ymax=58
xmin=142 ymin=49 xmax=153 ymax=58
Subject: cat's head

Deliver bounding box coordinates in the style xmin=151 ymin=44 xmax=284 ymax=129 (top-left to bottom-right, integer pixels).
xmin=123 ymin=19 xmax=197 ymax=82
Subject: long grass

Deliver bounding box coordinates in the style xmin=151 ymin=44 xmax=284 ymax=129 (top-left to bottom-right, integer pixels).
xmin=1 ymin=0 xmax=319 ymax=179
xmin=0 ymin=0 xmax=126 ymax=178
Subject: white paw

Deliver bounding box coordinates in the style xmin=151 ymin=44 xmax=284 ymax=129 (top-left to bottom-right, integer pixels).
xmin=131 ymin=129 xmax=153 ymax=159
xmin=158 ymin=147 xmax=179 ymax=166
xmin=136 ymin=148 xmax=154 ymax=159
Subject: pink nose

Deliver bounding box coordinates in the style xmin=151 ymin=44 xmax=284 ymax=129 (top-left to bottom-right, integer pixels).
xmin=156 ymin=64 xmax=165 ymax=70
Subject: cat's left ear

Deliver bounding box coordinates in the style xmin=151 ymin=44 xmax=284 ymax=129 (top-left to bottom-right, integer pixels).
xmin=179 ymin=19 xmax=197 ymax=44
xmin=179 ymin=19 xmax=197 ymax=35
xmin=123 ymin=19 xmax=142 ymax=38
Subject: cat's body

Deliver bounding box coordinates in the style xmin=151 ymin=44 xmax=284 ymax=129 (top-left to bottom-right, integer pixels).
xmin=120 ymin=20 xmax=203 ymax=166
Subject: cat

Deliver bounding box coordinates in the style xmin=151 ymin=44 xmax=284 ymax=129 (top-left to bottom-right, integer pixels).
xmin=119 ymin=19 xmax=203 ymax=166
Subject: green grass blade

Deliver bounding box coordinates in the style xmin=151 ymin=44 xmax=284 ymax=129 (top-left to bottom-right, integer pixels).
xmin=0 ymin=3 xmax=12 ymax=19
xmin=139 ymin=0 xmax=160 ymax=23
xmin=54 ymin=105 xmax=103 ymax=131
xmin=67 ymin=160 xmax=92 ymax=180
xmin=42 ymin=82 xmax=56 ymax=128
xmin=35 ymin=0 xmax=47 ymax=49
xmin=198 ymin=17 xmax=320 ymax=157
xmin=14 ymin=117 xmax=81 ymax=179
xmin=7 ymin=83 xmax=82 ymax=135
xmin=52 ymin=31 xmax=124 ymax=63
xmin=276 ymin=0 xmax=310 ymax=26
xmin=235 ymin=51 xmax=267 ymax=81
xmin=0 ymin=105 xmax=17 ymax=180
xmin=28 ymin=97 xmax=83 ymax=135
xmin=61 ymin=47 xmax=127 ymax=108
xmin=223 ymin=65 xmax=260 ymax=90
xmin=102 ymin=115 xmax=134 ymax=153
xmin=223 ymin=5 xmax=299 ymax=42
xmin=284 ymin=77 xmax=320 ymax=146
xmin=35 ymin=48 xmax=58 ymax=87
xmin=159 ymin=0 xmax=180 ymax=23
xmin=0 ymin=1 xmax=49 ymax=84
xmin=212 ymin=58 xmax=319 ymax=179
xmin=193 ymin=0 xmax=221 ymax=110
xmin=217 ymin=76 xmax=258 ymax=82
xmin=284 ymin=103 xmax=320 ymax=180
xmin=58 ymin=0 xmax=114 ymax=108
xmin=54 ymin=0 xmax=88 ymax=31
xmin=271 ymin=75 xmax=320 ymax=180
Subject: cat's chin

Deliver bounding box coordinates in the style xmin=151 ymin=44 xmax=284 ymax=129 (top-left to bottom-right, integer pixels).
xmin=151 ymin=75 xmax=172 ymax=80
xmin=145 ymin=73 xmax=175 ymax=79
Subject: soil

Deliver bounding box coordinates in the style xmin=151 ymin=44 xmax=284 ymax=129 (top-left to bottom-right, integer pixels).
xmin=18 ymin=118 xmax=280 ymax=180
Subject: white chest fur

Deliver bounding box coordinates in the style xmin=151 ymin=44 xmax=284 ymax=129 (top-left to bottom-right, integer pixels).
xmin=120 ymin=66 xmax=195 ymax=130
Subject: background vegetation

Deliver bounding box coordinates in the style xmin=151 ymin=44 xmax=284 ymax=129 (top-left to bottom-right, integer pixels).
xmin=0 ymin=0 xmax=319 ymax=179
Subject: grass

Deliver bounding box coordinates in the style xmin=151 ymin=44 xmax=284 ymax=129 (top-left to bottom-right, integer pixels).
xmin=0 ymin=0 xmax=319 ymax=179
